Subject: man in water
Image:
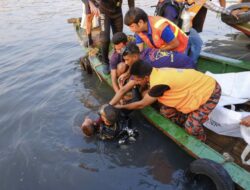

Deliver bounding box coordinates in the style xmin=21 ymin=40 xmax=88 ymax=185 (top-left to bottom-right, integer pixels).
xmin=81 ymin=104 xmax=138 ymax=143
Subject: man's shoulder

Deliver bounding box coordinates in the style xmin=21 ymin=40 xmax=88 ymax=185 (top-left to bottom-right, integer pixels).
xmin=110 ymin=51 xmax=122 ymax=69
xmin=110 ymin=52 xmax=121 ymax=62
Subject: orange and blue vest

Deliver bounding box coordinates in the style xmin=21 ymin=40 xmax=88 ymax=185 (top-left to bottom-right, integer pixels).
xmin=137 ymin=16 xmax=188 ymax=53
xmin=149 ymin=68 xmax=216 ymax=113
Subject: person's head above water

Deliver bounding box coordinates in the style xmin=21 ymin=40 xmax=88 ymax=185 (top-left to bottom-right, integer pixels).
xmin=81 ymin=104 xmax=120 ymax=137
xmin=81 ymin=118 xmax=95 ymax=137
xmin=99 ymin=104 xmax=120 ymax=126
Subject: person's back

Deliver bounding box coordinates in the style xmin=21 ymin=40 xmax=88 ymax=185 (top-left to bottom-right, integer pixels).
xmin=140 ymin=48 xmax=195 ymax=69
xmin=149 ymin=68 xmax=216 ymax=113
xmin=121 ymin=43 xmax=195 ymax=69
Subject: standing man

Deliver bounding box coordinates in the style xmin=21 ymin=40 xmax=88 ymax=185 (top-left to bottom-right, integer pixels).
xmin=81 ymin=0 xmax=100 ymax=47
xmin=124 ymin=7 xmax=188 ymax=53
xmin=154 ymin=0 xmax=241 ymax=64
xmin=155 ymin=0 xmax=203 ymax=65
xmin=99 ymin=0 xmax=134 ymax=74
xmin=192 ymin=0 xmax=226 ymax=33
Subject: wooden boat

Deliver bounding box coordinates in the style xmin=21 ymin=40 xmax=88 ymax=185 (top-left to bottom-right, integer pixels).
xmin=221 ymin=2 xmax=250 ymax=37
xmin=70 ymin=20 xmax=250 ymax=189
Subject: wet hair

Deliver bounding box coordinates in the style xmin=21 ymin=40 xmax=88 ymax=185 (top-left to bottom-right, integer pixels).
xmin=130 ymin=60 xmax=152 ymax=78
xmin=99 ymin=104 xmax=120 ymax=125
xmin=124 ymin=7 xmax=148 ymax=26
xmin=122 ymin=42 xmax=140 ymax=57
xmin=112 ymin=32 xmax=128 ymax=45
xmin=82 ymin=124 xmax=95 ymax=137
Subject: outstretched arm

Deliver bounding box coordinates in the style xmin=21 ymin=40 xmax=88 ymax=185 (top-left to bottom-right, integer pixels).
xmin=115 ymin=93 xmax=157 ymax=110
xmin=111 ymin=70 xmax=120 ymax=93
xmin=109 ymin=79 xmax=136 ymax=105
xmin=203 ymin=1 xmax=230 ymax=15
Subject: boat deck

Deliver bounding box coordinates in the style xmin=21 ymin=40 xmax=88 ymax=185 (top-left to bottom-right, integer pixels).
xmin=205 ymin=128 xmax=250 ymax=172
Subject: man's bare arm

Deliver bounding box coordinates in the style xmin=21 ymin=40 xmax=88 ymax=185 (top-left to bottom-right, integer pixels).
xmin=111 ymin=69 xmax=120 ymax=93
xmin=109 ymin=80 xmax=136 ymax=105
xmin=115 ymin=93 xmax=157 ymax=110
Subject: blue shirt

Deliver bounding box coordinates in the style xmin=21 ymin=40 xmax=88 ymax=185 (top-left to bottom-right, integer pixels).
xmin=135 ymin=20 xmax=175 ymax=47
xmin=140 ymin=48 xmax=195 ymax=69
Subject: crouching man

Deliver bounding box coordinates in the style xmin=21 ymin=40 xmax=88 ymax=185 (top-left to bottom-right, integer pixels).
xmin=111 ymin=60 xmax=221 ymax=141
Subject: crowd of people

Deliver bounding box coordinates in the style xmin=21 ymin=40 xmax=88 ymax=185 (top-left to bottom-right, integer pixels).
xmin=80 ymin=0 xmax=249 ymax=142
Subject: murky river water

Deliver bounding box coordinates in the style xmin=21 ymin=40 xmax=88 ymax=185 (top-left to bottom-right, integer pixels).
xmin=0 ymin=0 xmax=249 ymax=190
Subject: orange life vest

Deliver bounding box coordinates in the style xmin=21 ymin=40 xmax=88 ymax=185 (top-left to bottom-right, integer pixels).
xmin=137 ymin=16 xmax=188 ymax=53
xmin=149 ymin=68 xmax=216 ymax=113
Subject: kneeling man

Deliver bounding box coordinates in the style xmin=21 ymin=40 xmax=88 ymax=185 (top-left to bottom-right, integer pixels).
xmin=111 ymin=60 xmax=221 ymax=141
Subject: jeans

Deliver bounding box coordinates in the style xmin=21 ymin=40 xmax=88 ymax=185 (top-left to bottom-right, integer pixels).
xmin=186 ymin=28 xmax=203 ymax=66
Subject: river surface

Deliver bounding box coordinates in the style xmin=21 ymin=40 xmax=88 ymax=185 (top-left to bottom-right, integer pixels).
xmin=0 ymin=0 xmax=249 ymax=190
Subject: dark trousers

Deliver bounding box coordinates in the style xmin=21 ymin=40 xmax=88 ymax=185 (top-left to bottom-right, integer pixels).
xmin=192 ymin=7 xmax=208 ymax=33
xmin=100 ymin=12 xmax=123 ymax=65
